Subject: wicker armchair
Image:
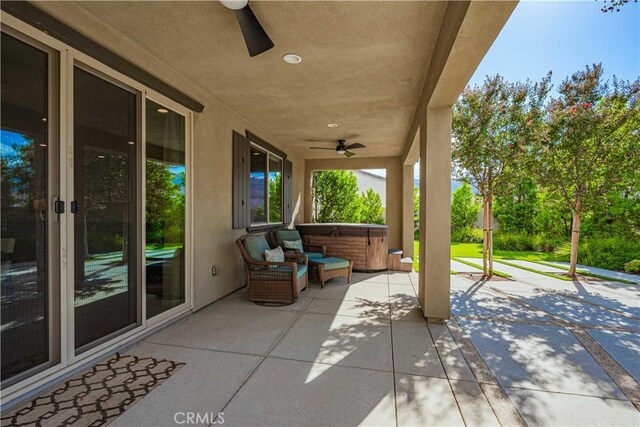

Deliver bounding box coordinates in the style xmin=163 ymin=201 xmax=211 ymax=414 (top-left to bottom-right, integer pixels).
xmin=236 ymin=234 xmax=308 ymax=305
xmin=267 ymin=229 xmax=326 ymax=260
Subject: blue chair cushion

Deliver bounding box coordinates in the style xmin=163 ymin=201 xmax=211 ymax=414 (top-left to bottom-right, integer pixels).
xmin=271 ymin=264 xmax=307 ymax=280
xmin=283 ymin=239 xmax=304 ymax=252
xmin=312 ymin=257 xmax=350 ymax=271
xmin=244 ymin=235 xmax=271 ymax=261
xmin=297 ymin=264 xmax=308 ymax=280
xmin=276 ymin=229 xmax=301 ymax=245
xmin=305 ymin=251 xmax=324 ymax=260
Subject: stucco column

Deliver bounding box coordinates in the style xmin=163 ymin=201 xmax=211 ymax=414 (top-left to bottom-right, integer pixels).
xmin=418 ymin=106 xmax=452 ymax=322
xmin=402 ymin=164 xmax=415 ymax=258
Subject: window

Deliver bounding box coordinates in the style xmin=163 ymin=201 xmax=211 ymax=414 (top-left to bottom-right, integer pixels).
xmin=250 ymin=145 xmax=282 ymax=224
xmin=233 ymin=131 xmax=291 ymax=229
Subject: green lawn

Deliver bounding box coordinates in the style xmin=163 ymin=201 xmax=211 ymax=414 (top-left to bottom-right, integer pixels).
xmin=412 ymin=241 xmax=560 ymax=272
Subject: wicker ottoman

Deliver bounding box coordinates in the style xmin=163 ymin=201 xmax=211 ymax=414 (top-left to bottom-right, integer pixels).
xmin=309 ymin=257 xmax=354 ymax=288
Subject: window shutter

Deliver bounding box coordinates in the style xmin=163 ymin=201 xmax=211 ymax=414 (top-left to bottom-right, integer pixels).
xmin=283 ymin=159 xmax=293 ymax=225
xmin=232 ymin=131 xmax=250 ymax=229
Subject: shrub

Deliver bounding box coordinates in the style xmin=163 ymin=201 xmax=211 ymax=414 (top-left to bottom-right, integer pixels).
xmin=451 ymin=183 xmax=480 ymax=231
xmin=493 ymin=233 xmax=538 ymax=251
xmin=491 ymin=232 xmax=562 ymax=252
xmin=451 ymin=227 xmax=483 ymax=243
xmin=554 ymin=237 xmax=640 ymax=271
xmin=624 ymin=260 xmax=640 ymax=274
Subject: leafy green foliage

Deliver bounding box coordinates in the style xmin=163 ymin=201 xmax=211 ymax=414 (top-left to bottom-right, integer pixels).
xmin=451 ymin=227 xmax=483 ymax=243
xmin=313 ymin=170 xmax=388 ymax=225
xmin=313 ymin=170 xmax=364 ymax=223
xmin=624 ymin=260 xmax=640 ymax=274
xmin=360 ymin=188 xmax=385 ymax=224
xmin=146 ymin=160 xmax=184 ymax=245
xmin=452 ymin=73 xmax=551 ymax=275
xmin=554 ymin=237 xmax=640 ymax=271
xmin=532 ymin=64 xmax=639 ymax=274
xmin=535 ymin=64 xmax=639 ymax=216
xmin=493 ymin=178 xmax=538 ymax=234
xmin=451 ymin=183 xmax=480 ymax=231
xmin=600 ymin=0 xmax=636 ymax=13
xmin=268 ymin=173 xmax=282 ymax=223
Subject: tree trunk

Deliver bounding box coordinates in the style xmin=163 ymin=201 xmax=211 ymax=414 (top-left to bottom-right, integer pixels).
xmin=487 ymin=195 xmax=494 ymax=277
xmin=482 ymin=197 xmax=488 ymax=276
xmin=568 ymin=198 xmax=582 ymax=278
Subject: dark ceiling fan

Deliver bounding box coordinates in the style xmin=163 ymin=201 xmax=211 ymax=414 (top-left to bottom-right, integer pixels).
xmin=220 ymin=0 xmax=274 ymax=57
xmin=310 ymin=139 xmax=366 ymax=158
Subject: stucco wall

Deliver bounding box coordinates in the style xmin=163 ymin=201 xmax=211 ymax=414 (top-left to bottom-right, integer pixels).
xmin=304 ymin=157 xmax=404 ymax=251
xmin=191 ymin=95 xmax=305 ymax=311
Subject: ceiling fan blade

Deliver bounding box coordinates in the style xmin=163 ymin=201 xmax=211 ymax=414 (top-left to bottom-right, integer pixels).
xmin=345 ymin=143 xmax=365 ymax=150
xmin=234 ymin=4 xmax=274 ymax=57
xmin=310 ymin=147 xmax=335 ymax=150
xmin=344 ymin=151 xmax=356 ymax=158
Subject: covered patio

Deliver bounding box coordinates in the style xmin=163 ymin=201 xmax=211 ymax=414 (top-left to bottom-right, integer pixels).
xmin=3 ymin=1 xmax=638 ymax=425
xmin=6 ymin=268 xmax=639 ymax=426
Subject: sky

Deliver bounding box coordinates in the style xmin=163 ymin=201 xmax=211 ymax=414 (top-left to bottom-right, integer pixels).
xmin=369 ymin=1 xmax=639 ymax=181
xmin=468 ymin=0 xmax=639 ymax=93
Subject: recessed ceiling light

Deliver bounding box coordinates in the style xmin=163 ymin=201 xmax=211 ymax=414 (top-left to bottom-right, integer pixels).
xmin=127 ymin=141 xmax=135 ymax=145
xmin=157 ymin=108 xmax=169 ymax=114
xmin=98 ymin=155 xmax=105 ymax=159
xmin=327 ymin=123 xmax=339 ymax=128
xmin=282 ymin=53 xmax=302 ymax=65
xmin=39 ymin=144 xmax=47 ymax=147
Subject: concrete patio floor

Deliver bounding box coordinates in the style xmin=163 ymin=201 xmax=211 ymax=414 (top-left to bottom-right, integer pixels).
xmin=111 ymin=267 xmax=640 ymax=426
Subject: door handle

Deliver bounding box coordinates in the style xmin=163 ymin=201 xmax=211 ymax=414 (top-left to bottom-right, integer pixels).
xmin=70 ymin=201 xmax=78 ymax=213
xmin=54 ymin=199 xmax=65 ymax=214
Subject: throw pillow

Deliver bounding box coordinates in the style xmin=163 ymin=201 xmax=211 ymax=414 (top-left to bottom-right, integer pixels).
xmin=283 ymin=239 xmax=304 ymax=252
xmin=264 ymin=246 xmax=285 ymax=263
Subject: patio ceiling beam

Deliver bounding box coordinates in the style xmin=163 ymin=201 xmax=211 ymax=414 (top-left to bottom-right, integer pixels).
xmin=401 ymin=1 xmax=518 ymax=164
xmin=401 ymin=0 xmax=469 ymax=164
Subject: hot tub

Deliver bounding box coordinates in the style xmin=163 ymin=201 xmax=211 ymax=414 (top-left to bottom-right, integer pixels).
xmin=296 ymin=223 xmax=388 ymax=272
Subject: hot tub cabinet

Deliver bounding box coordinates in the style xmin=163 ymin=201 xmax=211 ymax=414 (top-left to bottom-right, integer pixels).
xmin=296 ymin=223 xmax=388 ymax=272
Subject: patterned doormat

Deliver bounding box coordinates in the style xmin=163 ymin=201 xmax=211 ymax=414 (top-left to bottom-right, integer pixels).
xmin=2 ymin=353 xmax=184 ymax=427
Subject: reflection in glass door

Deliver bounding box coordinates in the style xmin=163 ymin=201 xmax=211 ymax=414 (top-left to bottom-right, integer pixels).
xmin=145 ymin=99 xmax=186 ymax=318
xmin=0 ymin=33 xmax=57 ymax=385
xmin=73 ymin=67 xmax=138 ymax=353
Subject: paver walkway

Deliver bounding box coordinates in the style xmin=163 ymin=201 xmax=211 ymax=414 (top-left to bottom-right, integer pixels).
xmin=451 ymin=259 xmax=483 ymax=273
xmin=545 ymin=261 xmax=640 ymax=284
xmin=500 ymin=259 xmax=567 ymax=273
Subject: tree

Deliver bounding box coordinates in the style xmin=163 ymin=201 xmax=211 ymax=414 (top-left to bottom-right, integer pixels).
xmin=268 ymin=173 xmax=282 ymax=223
xmin=534 ymin=64 xmax=639 ymax=276
xmin=360 ymin=188 xmax=385 ymax=224
xmin=451 ymin=183 xmax=480 ymax=231
xmin=146 ymin=160 xmax=182 ymax=244
xmin=600 ymin=0 xmax=637 ymax=13
xmin=493 ymin=178 xmax=538 ymax=234
xmin=453 ymin=73 xmax=551 ymax=276
xmin=313 ymin=170 xmax=362 ymax=223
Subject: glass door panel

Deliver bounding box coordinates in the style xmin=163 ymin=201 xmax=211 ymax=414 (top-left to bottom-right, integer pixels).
xmin=73 ymin=67 xmax=138 ymax=353
xmin=145 ymin=99 xmax=186 ymax=318
xmin=0 ymin=33 xmax=56 ymax=384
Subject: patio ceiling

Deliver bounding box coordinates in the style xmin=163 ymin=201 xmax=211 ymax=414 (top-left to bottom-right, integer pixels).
xmin=31 ymin=0 xmax=450 ymax=159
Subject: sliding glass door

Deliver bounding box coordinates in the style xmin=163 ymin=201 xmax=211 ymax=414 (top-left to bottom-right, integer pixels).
xmin=145 ymin=99 xmax=186 ymax=319
xmin=0 ymin=33 xmax=58 ymax=385
xmin=1 ymin=21 xmax=190 ymax=394
xmin=73 ymin=67 xmax=139 ymax=353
